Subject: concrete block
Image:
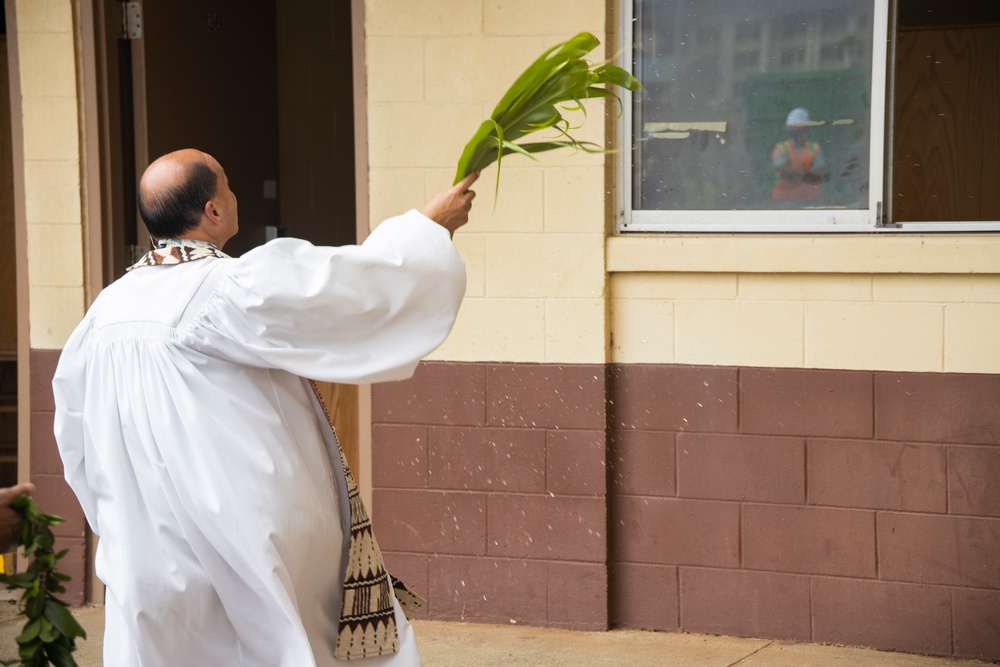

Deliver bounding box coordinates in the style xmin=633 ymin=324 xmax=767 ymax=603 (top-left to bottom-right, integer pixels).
xmin=426 ymin=556 xmax=547 ymax=624
xmin=20 ymin=95 xmax=80 ymax=162
xmin=874 ymin=274 xmax=1000 ymax=303
xmin=742 ymin=504 xmax=876 ymax=577
xmin=28 ymin=349 xmax=59 ymax=410
xmin=486 ymin=362 xmax=605 ymax=430
xmin=29 ymin=410 xmax=61 ymax=475
xmin=14 ymin=0 xmax=73 ymax=33
xmin=373 ymin=489 xmax=487 ymax=555
xmin=366 ymin=0 xmax=483 ymax=36
xmin=462 ymin=168 xmax=544 ymax=234
xmin=610 ymin=430 xmax=675 ymax=497
xmin=953 ymin=589 xmax=1000 ymax=660
xmin=806 ymin=302 xmax=944 ymax=372
xmin=609 ymin=364 xmax=738 ymax=433
xmin=485 ymin=233 xmax=605 ymax=298
xmin=424 ymin=36 xmax=545 ymax=105
xmin=807 ymin=439 xmax=947 ymax=512
xmin=680 ymin=568 xmax=811 ymax=641
xmin=487 ymin=494 xmax=605 ymax=561
xmin=878 ymin=513 xmax=1000 ymax=588
xmin=547 ymin=430 xmax=606 ymax=497
xmin=677 ymin=433 xmax=805 ymax=504
xmin=544 ymin=167 xmax=606 ymax=233
xmin=547 ymin=562 xmax=608 ymax=630
xmin=366 ymin=36 xmax=425 ymax=102
xmin=612 ymin=496 xmax=739 ymax=567
xmin=16 ymin=32 xmax=77 ymax=98
xmin=483 ymin=0 xmax=606 ymax=38
xmin=675 ymin=300 xmax=804 ymax=367
xmin=945 ymin=304 xmax=1000 ymax=373
xmin=738 ymin=273 xmax=872 ymax=301
xmin=430 ymin=297 xmax=545 ymax=362
xmin=23 ymin=161 xmax=81 ymax=224
xmin=610 ymin=296 xmax=674 ymax=364
xmin=372 ymin=424 xmax=429 ymax=489
xmin=949 ymin=446 xmax=1000 ymax=517
xmin=368 ymin=103 xmax=483 ymax=169
xmin=875 ymin=371 xmax=1000 ymax=445
xmin=26 ymin=223 xmax=84 ymax=288
xmin=739 ymin=367 xmax=873 ymax=438
xmin=28 ymin=286 xmax=85 ymax=349
xmin=428 ymin=426 xmax=546 ymax=493
xmin=811 ymin=578 xmax=952 ymax=656
xmin=544 ymin=297 xmax=605 ymax=363
xmin=371 ymin=360 xmax=487 ymax=426
xmin=610 ymin=563 xmax=679 ymax=631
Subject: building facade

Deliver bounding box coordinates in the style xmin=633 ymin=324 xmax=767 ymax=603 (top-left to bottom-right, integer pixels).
xmin=5 ymin=0 xmax=999 ymax=661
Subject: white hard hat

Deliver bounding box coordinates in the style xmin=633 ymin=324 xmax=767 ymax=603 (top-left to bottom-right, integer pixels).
xmin=786 ymin=107 xmax=811 ymax=126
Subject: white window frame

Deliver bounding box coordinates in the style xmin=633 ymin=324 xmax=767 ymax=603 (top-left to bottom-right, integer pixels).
xmin=615 ymin=0 xmax=1000 ymax=234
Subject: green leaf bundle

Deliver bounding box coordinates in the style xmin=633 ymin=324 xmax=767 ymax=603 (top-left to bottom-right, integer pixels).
xmin=453 ymin=31 xmax=640 ymax=187
xmin=0 ymin=496 xmax=86 ymax=667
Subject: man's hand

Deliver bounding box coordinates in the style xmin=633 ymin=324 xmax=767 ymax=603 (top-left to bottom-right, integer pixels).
xmin=421 ymin=172 xmax=479 ymax=235
xmin=0 ymin=482 xmax=35 ymax=553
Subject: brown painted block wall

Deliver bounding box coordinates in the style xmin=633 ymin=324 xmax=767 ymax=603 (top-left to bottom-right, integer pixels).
xmin=609 ymin=365 xmax=1000 ymax=662
xmin=373 ymin=361 xmax=1000 ymax=661
xmin=29 ymin=349 xmax=86 ymax=606
xmin=373 ymin=361 xmax=609 ymax=631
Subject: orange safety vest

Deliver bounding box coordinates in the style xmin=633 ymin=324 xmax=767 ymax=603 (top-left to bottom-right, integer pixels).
xmin=771 ymin=139 xmax=822 ymax=201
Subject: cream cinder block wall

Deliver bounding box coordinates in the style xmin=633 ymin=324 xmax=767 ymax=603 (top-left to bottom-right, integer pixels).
xmin=365 ymin=0 xmax=611 ymax=364
xmin=15 ymin=0 xmax=87 ymax=349
xmin=611 ymin=272 xmax=1000 ymax=373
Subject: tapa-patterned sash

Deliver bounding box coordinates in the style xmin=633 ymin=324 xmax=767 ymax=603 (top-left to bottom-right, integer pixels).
xmin=309 ymin=381 xmax=426 ymax=660
xmin=130 ymin=238 xmax=425 ymax=659
xmin=127 ymin=238 xmax=230 ymax=270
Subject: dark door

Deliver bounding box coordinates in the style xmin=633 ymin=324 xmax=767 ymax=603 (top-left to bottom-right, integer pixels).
xmin=97 ymin=0 xmax=279 ymax=267
xmin=95 ymin=0 xmax=360 ymax=469
xmin=137 ymin=0 xmax=279 ymax=257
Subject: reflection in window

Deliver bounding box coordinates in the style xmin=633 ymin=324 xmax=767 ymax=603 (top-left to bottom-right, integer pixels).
xmin=632 ymin=0 xmax=873 ymax=211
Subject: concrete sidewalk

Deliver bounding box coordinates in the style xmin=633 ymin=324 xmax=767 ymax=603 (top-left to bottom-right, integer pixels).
xmin=1 ymin=601 xmax=994 ymax=666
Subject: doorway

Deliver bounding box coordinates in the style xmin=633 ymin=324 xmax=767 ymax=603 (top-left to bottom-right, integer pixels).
xmin=1 ymin=2 xmax=19 ymax=491
xmin=94 ymin=0 xmax=362 ymax=467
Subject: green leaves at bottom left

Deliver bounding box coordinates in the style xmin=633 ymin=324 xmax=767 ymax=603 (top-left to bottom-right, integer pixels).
xmin=0 ymin=496 xmax=84 ymax=667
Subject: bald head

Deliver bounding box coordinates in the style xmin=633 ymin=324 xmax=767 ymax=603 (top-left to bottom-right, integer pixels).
xmin=138 ymin=149 xmax=220 ymax=240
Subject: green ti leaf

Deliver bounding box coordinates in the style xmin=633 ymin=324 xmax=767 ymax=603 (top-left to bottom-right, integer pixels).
xmin=453 ymin=31 xmax=640 ymax=192
xmin=43 ymin=602 xmax=85 ymax=642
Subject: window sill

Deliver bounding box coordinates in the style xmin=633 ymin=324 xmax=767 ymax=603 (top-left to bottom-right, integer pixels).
xmin=606 ymin=233 xmax=1000 ymax=274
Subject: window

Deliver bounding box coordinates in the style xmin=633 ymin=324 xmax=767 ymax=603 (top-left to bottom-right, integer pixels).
xmin=619 ymin=0 xmax=1000 ymax=232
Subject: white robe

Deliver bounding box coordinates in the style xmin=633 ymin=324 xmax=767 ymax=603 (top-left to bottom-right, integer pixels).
xmin=52 ymin=211 xmax=465 ymax=666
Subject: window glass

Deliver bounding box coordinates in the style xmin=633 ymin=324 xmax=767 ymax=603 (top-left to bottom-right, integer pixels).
xmin=632 ymin=0 xmax=874 ymax=212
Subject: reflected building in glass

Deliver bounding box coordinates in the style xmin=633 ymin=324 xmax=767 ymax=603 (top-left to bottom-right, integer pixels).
xmin=632 ymin=0 xmax=873 ymax=211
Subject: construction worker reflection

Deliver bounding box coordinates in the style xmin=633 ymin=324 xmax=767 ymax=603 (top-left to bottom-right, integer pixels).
xmin=771 ymin=107 xmax=826 ymax=205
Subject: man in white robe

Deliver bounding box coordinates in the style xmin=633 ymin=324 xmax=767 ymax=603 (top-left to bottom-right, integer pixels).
xmin=52 ymin=149 xmax=477 ymax=666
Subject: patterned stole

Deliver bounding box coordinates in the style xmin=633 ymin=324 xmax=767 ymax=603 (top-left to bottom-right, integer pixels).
xmin=127 ymin=239 xmax=230 ymax=270
xmin=308 ymin=382 xmax=426 ymax=660
xmin=129 ymin=238 xmax=426 ymax=659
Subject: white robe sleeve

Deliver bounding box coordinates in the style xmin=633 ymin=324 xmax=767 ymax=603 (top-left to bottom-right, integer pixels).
xmin=51 ymin=314 xmax=100 ymax=535
xmin=190 ymin=209 xmax=466 ymax=384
